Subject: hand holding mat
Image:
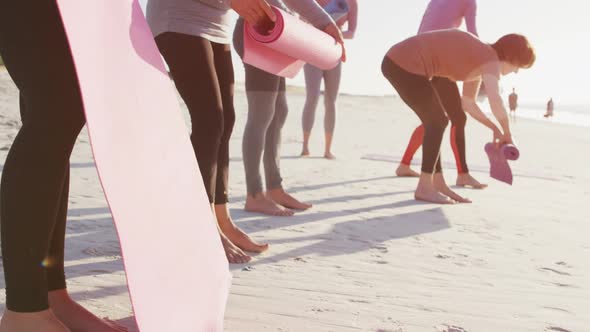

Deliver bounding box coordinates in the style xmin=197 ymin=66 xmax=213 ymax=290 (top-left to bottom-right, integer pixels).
xmin=243 ymin=6 xmax=343 ymax=78
xmin=485 ymin=143 xmax=520 ymax=185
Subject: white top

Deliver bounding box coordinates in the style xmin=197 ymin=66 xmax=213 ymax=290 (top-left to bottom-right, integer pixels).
xmin=146 ymin=0 xmax=233 ymax=44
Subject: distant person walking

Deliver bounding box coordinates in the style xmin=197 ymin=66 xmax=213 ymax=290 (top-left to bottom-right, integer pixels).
xmin=508 ymin=88 xmax=518 ymax=120
xmin=544 ymin=98 xmax=554 ymax=118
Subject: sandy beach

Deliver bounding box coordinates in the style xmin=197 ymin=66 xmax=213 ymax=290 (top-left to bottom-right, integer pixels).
xmin=1 ymin=66 xmax=589 ymax=331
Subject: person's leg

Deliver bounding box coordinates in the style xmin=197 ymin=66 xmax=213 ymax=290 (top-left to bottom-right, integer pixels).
xmin=210 ymin=42 xmax=268 ymax=254
xmin=432 ymin=77 xmax=486 ymax=190
xmin=155 ymin=33 xmax=250 ymax=264
xmin=265 ymin=78 xmax=312 ymax=210
xmin=322 ymin=62 xmax=342 ymax=159
xmin=430 ymin=79 xmax=471 ymax=203
xmin=1 ymin=2 xmax=125 ymax=331
xmin=381 ymin=56 xmax=454 ymax=204
xmin=242 ymin=64 xmax=293 ymax=216
xmin=156 ymin=33 xmax=222 ymax=203
xmin=301 ymin=64 xmax=323 ymax=156
xmin=396 ymin=125 xmax=423 ymax=177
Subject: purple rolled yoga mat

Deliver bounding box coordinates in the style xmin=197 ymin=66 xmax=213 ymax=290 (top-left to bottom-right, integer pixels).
xmin=501 ymin=144 xmax=520 ymax=160
xmin=485 ymin=143 xmax=520 ymax=185
xmin=243 ymin=6 xmax=342 ymax=78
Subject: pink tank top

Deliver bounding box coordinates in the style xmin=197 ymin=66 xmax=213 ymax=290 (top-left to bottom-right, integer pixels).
xmin=418 ymin=0 xmax=477 ymax=34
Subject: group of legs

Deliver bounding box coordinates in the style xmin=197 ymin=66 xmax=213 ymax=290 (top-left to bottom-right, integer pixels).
xmin=234 ymin=19 xmax=312 ymax=218
xmin=382 ymin=57 xmax=480 ymax=204
xmin=154 ymin=31 xmax=270 ymax=264
xmin=395 ymin=100 xmax=487 ymax=189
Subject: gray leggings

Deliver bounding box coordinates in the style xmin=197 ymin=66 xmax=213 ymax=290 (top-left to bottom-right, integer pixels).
xmin=234 ymin=19 xmax=288 ymax=195
xmin=302 ymin=62 xmax=342 ymax=134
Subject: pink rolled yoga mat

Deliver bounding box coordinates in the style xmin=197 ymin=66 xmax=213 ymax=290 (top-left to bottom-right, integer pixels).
xmin=243 ymin=6 xmax=342 ymax=78
xmin=485 ymin=143 xmax=520 ymax=185
xmin=56 ymin=0 xmax=231 ymax=331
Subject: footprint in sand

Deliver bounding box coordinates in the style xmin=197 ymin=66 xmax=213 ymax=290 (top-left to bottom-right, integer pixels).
xmin=552 ymin=282 xmax=577 ymax=288
xmin=539 ymin=267 xmax=571 ymax=276
xmin=435 ymin=324 xmax=468 ymax=332
xmin=542 ymin=306 xmax=572 ymax=315
xmin=376 ymin=320 xmax=405 ymax=332
xmin=555 ymin=261 xmax=573 ymax=268
xmin=545 ymin=327 xmax=572 ymax=332
xmin=348 ymin=299 xmax=371 ymax=304
xmin=372 ymin=245 xmax=389 ymax=254
xmin=435 ymin=254 xmax=451 ymax=260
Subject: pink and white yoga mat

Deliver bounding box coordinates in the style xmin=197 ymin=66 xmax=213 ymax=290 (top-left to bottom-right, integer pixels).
xmin=56 ymin=0 xmax=231 ymax=331
xmin=485 ymin=143 xmax=520 ymax=185
xmin=243 ymin=6 xmax=342 ymax=78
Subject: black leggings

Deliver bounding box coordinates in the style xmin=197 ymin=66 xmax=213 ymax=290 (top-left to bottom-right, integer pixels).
xmin=381 ymin=56 xmax=455 ymax=174
xmin=432 ymin=77 xmax=467 ymax=173
xmin=155 ymin=33 xmax=235 ymax=204
xmin=0 ymin=0 xmax=85 ymax=312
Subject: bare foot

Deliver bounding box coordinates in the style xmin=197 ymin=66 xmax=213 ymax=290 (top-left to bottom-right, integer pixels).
xmin=433 ymin=173 xmax=472 ymax=203
xmin=456 ymin=173 xmax=488 ymax=189
xmin=396 ymin=164 xmax=420 ymax=177
xmin=300 ymin=143 xmax=311 ymax=157
xmin=0 ymin=309 xmax=70 ymax=332
xmin=215 ymin=204 xmax=269 ymax=253
xmin=267 ymin=188 xmax=312 ymax=211
xmin=48 ymin=290 xmax=127 ymax=332
xmin=324 ymin=152 xmax=336 ymax=160
xmin=415 ymin=188 xmax=455 ymax=204
xmin=219 ymin=233 xmax=251 ymax=264
xmin=245 ymin=193 xmax=294 ymax=216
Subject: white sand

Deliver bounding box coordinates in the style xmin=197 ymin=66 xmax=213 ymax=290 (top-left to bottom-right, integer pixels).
xmin=1 ymin=67 xmax=589 ymax=332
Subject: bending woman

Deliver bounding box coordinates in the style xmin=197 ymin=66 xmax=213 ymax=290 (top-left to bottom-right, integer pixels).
xmin=146 ymin=0 xmax=276 ymax=263
xmin=396 ymin=0 xmax=487 ymax=190
xmin=300 ymin=0 xmax=357 ymax=159
xmin=382 ymin=30 xmax=535 ymax=204
xmin=234 ymin=0 xmax=344 ymax=216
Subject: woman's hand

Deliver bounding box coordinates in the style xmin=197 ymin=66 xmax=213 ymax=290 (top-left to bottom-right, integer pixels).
xmin=500 ymin=132 xmax=514 ymax=146
xmin=323 ymin=23 xmax=346 ymax=62
xmin=494 ymin=130 xmax=513 ymax=147
xmin=231 ymin=0 xmax=276 ymax=26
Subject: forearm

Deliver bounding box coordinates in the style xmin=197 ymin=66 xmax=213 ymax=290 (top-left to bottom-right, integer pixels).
xmin=342 ymin=0 xmax=358 ymax=39
xmin=463 ymin=100 xmax=499 ymax=132
xmin=489 ymin=99 xmax=511 ymax=135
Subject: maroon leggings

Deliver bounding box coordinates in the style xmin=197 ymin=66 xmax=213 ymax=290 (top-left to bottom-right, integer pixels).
xmin=382 ymin=56 xmax=467 ymax=174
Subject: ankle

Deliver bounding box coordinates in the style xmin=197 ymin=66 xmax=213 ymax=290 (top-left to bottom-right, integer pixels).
xmin=247 ymin=192 xmax=265 ymax=201
xmin=266 ymin=188 xmax=284 ymax=196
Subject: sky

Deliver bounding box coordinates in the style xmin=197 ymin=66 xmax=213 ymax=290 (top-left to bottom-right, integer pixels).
xmin=139 ymin=0 xmax=590 ymax=107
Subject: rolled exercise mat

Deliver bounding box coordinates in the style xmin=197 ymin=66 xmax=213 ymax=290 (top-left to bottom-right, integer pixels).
xmin=243 ymin=6 xmax=342 ymax=78
xmin=56 ymin=0 xmax=231 ymax=331
xmin=501 ymin=144 xmax=520 ymax=160
xmin=485 ymin=143 xmax=520 ymax=185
